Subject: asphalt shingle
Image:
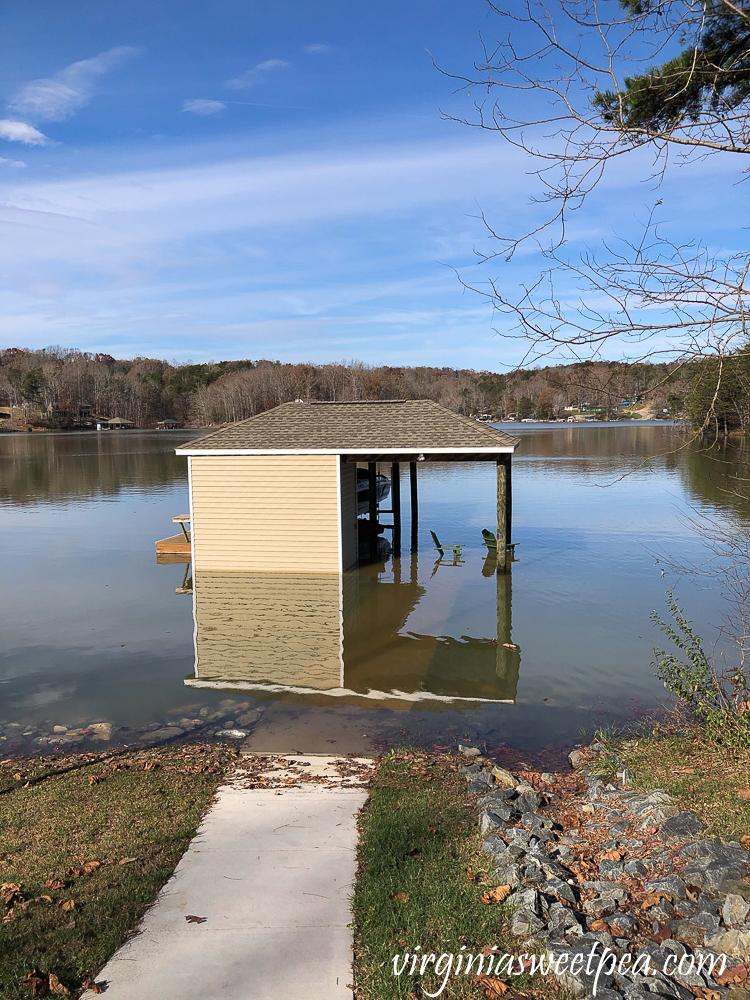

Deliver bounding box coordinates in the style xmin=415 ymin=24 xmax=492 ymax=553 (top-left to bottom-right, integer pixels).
xmin=178 ymin=400 xmax=519 ymax=453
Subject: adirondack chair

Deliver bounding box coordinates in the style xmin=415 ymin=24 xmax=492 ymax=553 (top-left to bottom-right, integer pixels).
xmin=430 ymin=530 xmax=464 ymax=560
xmin=481 ymin=528 xmax=498 ymax=550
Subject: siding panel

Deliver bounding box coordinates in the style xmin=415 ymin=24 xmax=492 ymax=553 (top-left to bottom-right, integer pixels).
xmin=191 ymin=455 xmax=340 ymax=572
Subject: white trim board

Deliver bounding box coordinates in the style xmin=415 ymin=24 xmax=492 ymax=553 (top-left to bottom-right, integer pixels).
xmin=176 ymin=446 xmax=515 ymax=456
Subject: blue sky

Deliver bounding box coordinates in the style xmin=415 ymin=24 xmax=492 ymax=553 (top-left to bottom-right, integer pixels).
xmin=0 ymin=0 xmax=740 ymax=368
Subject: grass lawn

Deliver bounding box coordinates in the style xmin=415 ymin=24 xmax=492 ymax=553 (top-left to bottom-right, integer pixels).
xmin=601 ymin=724 xmax=750 ymax=844
xmin=0 ymin=744 xmax=236 ymax=999
xmin=353 ymin=748 xmax=540 ymax=1000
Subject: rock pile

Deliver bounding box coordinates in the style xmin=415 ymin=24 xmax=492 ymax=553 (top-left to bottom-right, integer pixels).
xmin=460 ymin=744 xmax=750 ymax=1000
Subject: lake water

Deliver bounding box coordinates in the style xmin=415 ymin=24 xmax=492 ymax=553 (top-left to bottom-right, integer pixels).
xmin=1 ymin=424 xmax=746 ymax=761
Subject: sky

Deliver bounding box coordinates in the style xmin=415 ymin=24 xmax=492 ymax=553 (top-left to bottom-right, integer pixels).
xmin=0 ymin=0 xmax=742 ymax=369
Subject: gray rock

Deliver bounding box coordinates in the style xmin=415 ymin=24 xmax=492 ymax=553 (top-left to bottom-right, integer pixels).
xmin=610 ymin=819 xmax=631 ymax=836
xmin=481 ymin=836 xmax=510 ymax=860
xmin=468 ymin=773 xmax=495 ymax=795
xmin=459 ymin=763 xmax=482 ymax=777
xmin=569 ymin=749 xmax=586 ymax=769
xmin=682 ymin=839 xmax=750 ymax=863
xmin=599 ymin=859 xmax=625 ymax=880
xmin=686 ymin=861 xmax=750 ymax=894
xmin=724 ymin=893 xmax=750 ymax=928
xmin=660 ymin=811 xmax=705 ymax=843
xmin=607 ymin=912 xmax=636 ymax=934
xmin=516 ymin=790 xmax=542 ymax=813
xmin=524 ymin=860 xmax=547 ymax=886
xmin=543 ymin=877 xmax=577 ymax=905
xmin=494 ymin=863 xmax=524 ymax=887
xmin=649 ymin=900 xmax=676 ymax=922
xmin=583 ymin=896 xmax=617 ymax=918
xmin=673 ymin=920 xmax=708 ymax=947
xmin=644 ymin=875 xmax=688 ymax=900
xmin=619 ymin=767 xmax=636 ymax=787
xmin=622 ymin=789 xmax=678 ymax=816
xmin=674 ymin=899 xmax=699 ymax=918
xmin=529 ymin=852 xmax=575 ymax=882
xmin=547 ymin=942 xmax=614 ymax=996
xmin=459 ymin=745 xmax=481 ymax=757
xmin=477 ymin=788 xmax=518 ymax=810
xmin=479 ymin=810 xmax=508 ymax=836
xmin=510 ymin=907 xmax=545 ymax=937
xmin=584 ymin=880 xmax=629 ymax=903
xmin=625 ymin=859 xmax=648 ymax=877
xmin=213 ymin=728 xmax=248 ymax=739
xmin=512 ymin=887 xmax=544 ymax=915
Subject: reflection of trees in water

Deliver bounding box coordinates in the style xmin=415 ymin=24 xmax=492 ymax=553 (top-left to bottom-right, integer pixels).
xmin=675 ymin=439 xmax=750 ymax=522
xmin=0 ymin=433 xmax=195 ymax=505
xmin=517 ymin=425 xmax=685 ymax=465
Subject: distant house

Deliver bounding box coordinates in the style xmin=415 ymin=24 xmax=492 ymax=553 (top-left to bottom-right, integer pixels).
xmin=97 ymin=416 xmax=135 ymax=430
xmin=156 ymin=419 xmax=182 ymax=429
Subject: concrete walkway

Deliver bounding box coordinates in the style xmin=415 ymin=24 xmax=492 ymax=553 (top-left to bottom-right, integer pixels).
xmin=84 ymin=756 xmax=372 ymax=999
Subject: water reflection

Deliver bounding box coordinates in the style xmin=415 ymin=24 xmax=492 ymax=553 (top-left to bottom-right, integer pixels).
xmin=185 ymin=557 xmax=520 ymax=709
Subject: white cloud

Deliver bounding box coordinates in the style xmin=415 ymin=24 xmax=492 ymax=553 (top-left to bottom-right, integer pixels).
xmin=0 ymin=120 xmax=50 ymax=145
xmin=305 ymin=44 xmax=331 ymax=54
xmin=9 ymin=46 xmax=139 ymax=122
xmin=0 ymin=156 xmax=26 ymax=167
xmin=226 ymin=59 xmax=291 ymax=90
xmin=182 ymin=99 xmax=226 ymax=115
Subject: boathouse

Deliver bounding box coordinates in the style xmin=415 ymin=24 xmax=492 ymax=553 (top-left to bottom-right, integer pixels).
xmin=175 ymin=400 xmax=518 ymax=574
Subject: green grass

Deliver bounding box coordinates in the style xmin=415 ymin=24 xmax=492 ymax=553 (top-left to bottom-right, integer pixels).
xmin=353 ymin=749 xmax=533 ymax=1000
xmin=600 ymin=723 xmax=750 ymax=843
xmin=0 ymin=744 xmax=236 ymax=998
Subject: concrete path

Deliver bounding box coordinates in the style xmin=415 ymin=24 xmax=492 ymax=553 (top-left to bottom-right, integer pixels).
xmin=84 ymin=756 xmax=373 ymax=999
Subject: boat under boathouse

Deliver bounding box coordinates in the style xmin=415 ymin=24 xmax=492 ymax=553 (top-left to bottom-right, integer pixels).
xmin=175 ymin=399 xmax=519 ymax=573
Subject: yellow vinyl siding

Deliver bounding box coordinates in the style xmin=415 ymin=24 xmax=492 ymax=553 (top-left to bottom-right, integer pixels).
xmin=190 ymin=455 xmax=340 ymax=572
xmin=190 ymin=572 xmax=343 ymax=690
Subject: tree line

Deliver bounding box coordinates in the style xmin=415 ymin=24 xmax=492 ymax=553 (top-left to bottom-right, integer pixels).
xmin=3 ymin=344 xmax=749 ymax=433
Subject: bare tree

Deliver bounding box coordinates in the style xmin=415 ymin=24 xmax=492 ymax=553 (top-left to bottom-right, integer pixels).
xmin=443 ymin=0 xmax=750 ymax=397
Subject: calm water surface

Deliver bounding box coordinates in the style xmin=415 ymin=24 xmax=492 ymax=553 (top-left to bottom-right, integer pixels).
xmin=1 ymin=424 xmax=746 ymax=757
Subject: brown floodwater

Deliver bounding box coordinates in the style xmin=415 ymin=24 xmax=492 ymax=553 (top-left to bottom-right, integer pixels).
xmin=1 ymin=424 xmax=747 ymax=758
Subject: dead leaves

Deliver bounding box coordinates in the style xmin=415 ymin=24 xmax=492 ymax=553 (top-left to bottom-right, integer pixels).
xmin=3 ymin=882 xmax=22 ymax=906
xmin=741 ymin=835 xmax=750 ymax=849
xmin=44 ymin=879 xmax=64 ymax=891
xmin=467 ymin=865 xmax=478 ymax=882
xmin=80 ymin=978 xmax=106 ymax=995
xmin=392 ymin=893 xmax=410 ymax=903
xmin=475 ymin=975 xmax=509 ymax=998
xmin=737 ymin=788 xmax=750 ymax=800
xmin=642 ymin=890 xmax=672 ymax=909
xmin=185 ymin=914 xmax=207 ymax=923
xmin=600 ymin=848 xmax=624 ymax=862
xmin=714 ymin=963 xmax=749 ymax=986
xmin=23 ymin=970 xmax=70 ymax=997
xmin=480 ymin=884 xmax=512 ymax=905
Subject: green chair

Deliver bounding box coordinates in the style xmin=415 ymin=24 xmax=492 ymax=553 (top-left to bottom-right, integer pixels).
xmin=430 ymin=530 xmax=464 ymax=560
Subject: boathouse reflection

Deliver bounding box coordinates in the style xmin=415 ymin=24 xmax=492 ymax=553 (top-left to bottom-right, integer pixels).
xmin=182 ymin=556 xmax=520 ymax=710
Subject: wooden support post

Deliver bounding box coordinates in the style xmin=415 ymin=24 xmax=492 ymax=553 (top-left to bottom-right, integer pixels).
xmin=391 ymin=461 xmax=401 ymax=560
xmin=368 ymin=462 xmax=377 ymax=524
xmin=409 ymin=461 xmax=418 ymax=553
xmin=496 ymin=455 xmax=512 ymax=573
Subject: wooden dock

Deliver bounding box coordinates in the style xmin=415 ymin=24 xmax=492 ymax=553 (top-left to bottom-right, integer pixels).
xmin=156 ymin=532 xmax=191 ymax=556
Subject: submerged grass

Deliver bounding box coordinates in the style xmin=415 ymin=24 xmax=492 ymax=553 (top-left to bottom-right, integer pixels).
xmin=353 ymin=748 xmax=541 ymax=1000
xmin=0 ymin=744 xmax=236 ymax=999
xmin=600 ymin=722 xmax=750 ymax=844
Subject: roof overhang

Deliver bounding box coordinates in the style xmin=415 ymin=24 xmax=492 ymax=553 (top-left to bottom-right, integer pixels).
xmin=176 ymin=446 xmax=515 ymax=458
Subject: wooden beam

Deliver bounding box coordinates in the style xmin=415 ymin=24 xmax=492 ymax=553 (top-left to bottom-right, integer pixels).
xmin=368 ymin=462 xmax=377 ymax=523
xmin=496 ymin=456 xmax=512 ymax=573
xmin=391 ymin=461 xmax=401 ymax=559
xmin=409 ymin=461 xmax=418 ymax=553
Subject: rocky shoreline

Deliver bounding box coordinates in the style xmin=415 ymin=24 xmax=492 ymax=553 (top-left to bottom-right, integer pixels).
xmin=0 ymin=699 xmax=265 ymax=756
xmin=461 ymin=743 xmax=750 ymax=999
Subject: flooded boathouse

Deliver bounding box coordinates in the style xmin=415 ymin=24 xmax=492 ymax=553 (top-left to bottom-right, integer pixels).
xmin=174 ymin=399 xmax=519 ymax=574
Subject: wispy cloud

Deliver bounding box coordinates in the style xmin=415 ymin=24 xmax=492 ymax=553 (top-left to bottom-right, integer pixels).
xmin=0 ymin=120 xmax=50 ymax=145
xmin=0 ymin=156 xmax=26 ymax=168
xmin=8 ymin=46 xmax=139 ymax=122
xmin=226 ymin=59 xmax=291 ymax=90
xmin=305 ymin=44 xmax=331 ymax=54
xmin=182 ymin=99 xmax=226 ymax=116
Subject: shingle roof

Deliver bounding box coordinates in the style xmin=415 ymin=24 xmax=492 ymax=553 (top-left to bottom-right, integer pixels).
xmin=177 ymin=400 xmax=518 ymax=453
